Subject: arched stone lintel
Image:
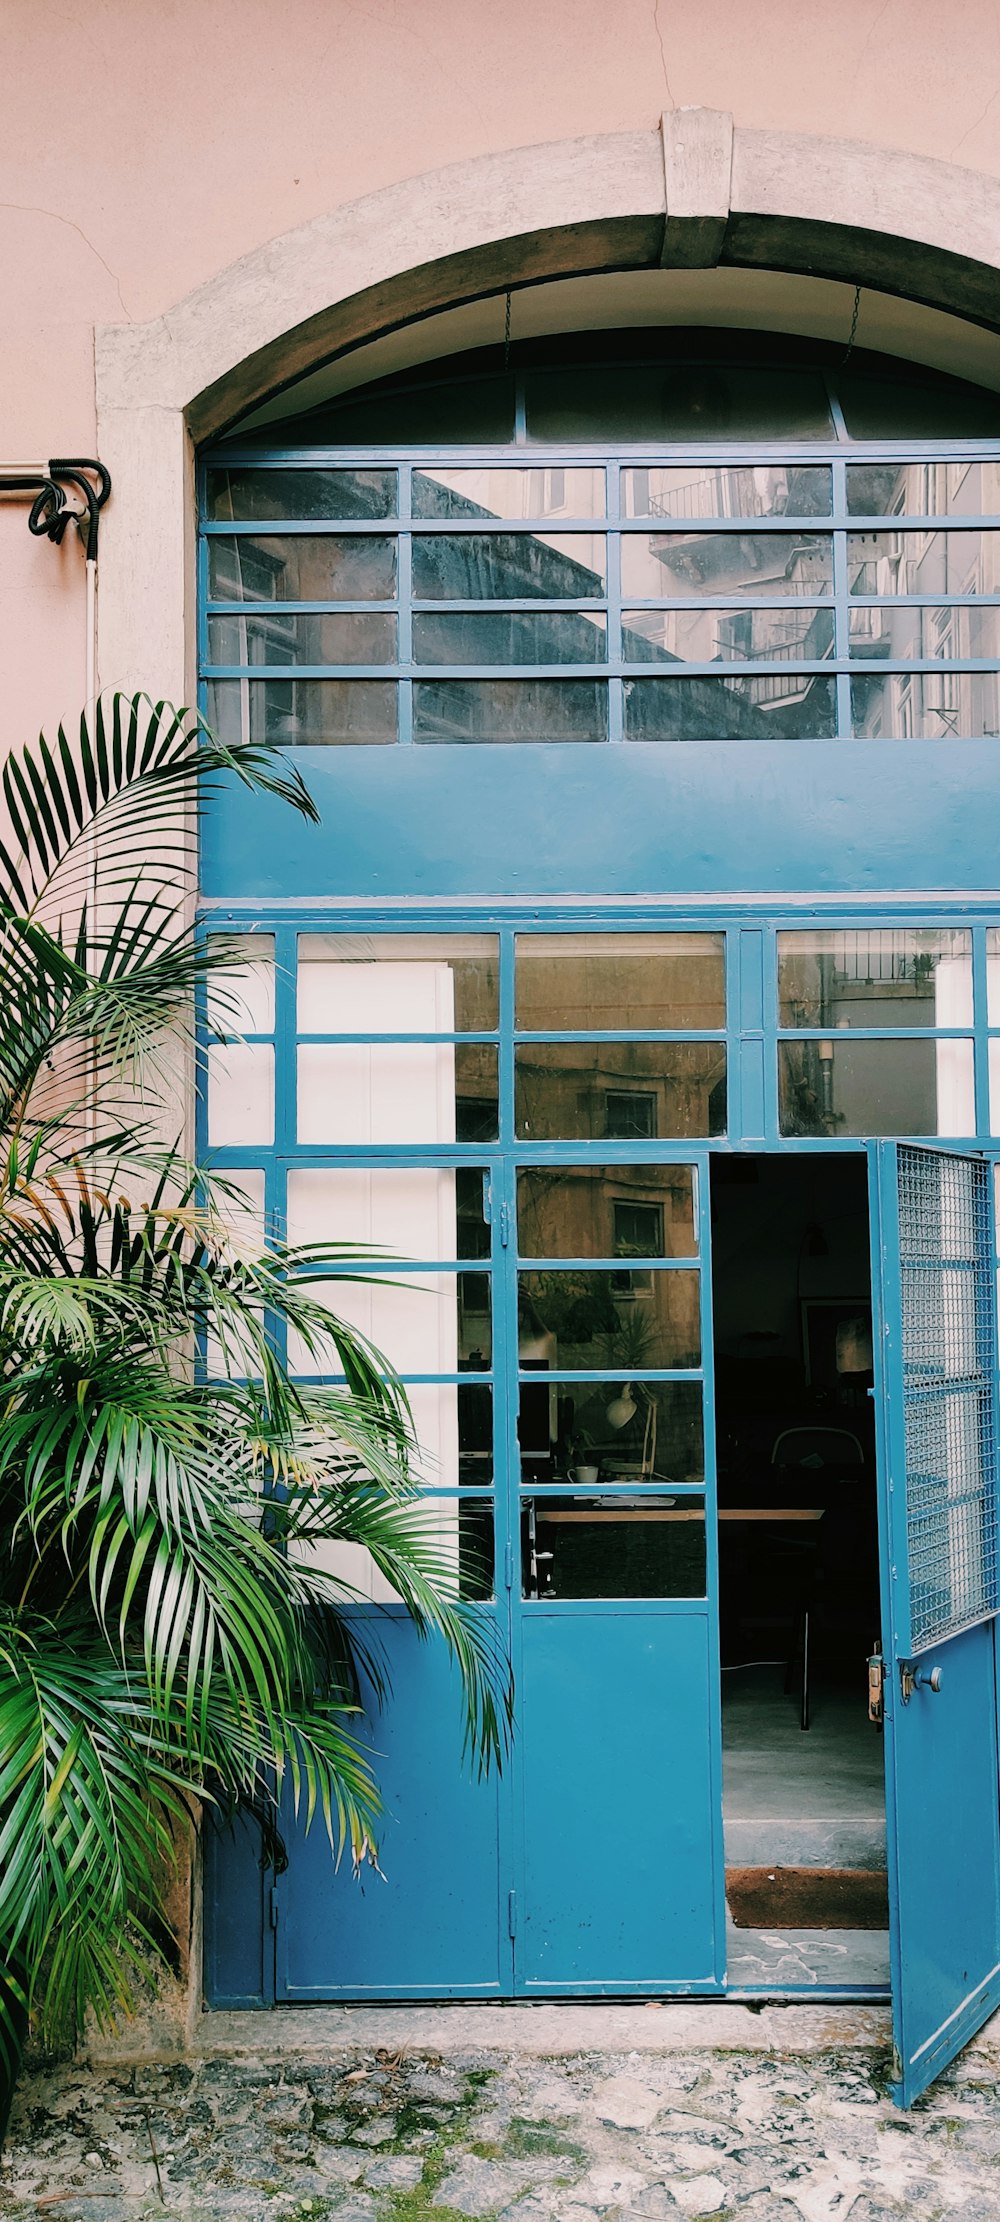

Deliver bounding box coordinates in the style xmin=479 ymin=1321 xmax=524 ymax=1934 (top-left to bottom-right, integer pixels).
xmin=190 ymin=215 xmax=666 ymax=442
xmin=93 ymin=113 xmax=1000 ymax=703
xmin=97 ymin=114 xmax=1000 ymax=446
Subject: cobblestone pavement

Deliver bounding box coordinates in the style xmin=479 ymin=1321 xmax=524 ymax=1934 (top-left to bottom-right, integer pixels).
xmin=2 ymin=2030 xmax=1000 ymax=2222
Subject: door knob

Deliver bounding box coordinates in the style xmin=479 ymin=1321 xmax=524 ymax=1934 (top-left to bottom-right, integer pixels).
xmin=900 ymin=1661 xmax=943 ymax=1701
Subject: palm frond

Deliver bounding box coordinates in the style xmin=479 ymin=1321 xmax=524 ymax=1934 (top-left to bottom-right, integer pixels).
xmin=0 ymin=696 xmax=511 ymax=2077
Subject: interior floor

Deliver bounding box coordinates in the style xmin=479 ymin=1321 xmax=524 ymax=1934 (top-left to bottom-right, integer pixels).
xmin=711 ymin=1155 xmax=888 ymax=1992
xmin=723 ymin=1665 xmax=889 ymax=1989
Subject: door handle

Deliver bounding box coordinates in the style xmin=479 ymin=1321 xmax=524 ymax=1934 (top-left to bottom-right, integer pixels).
xmin=900 ymin=1661 xmax=943 ymax=1702
xmin=868 ymin=1651 xmax=884 ymax=1725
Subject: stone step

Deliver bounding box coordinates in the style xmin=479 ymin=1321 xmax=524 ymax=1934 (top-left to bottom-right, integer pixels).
xmin=724 ymin=1816 xmax=887 ymax=1870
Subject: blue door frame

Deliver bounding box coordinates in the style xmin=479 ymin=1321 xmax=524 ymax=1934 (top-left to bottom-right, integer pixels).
xmin=505 ymin=1146 xmax=725 ymax=1996
xmin=243 ymin=1143 xmax=726 ymax=2003
xmin=869 ymin=1142 xmax=1000 ymax=2105
xmin=197 ymin=917 xmax=1000 ymax=2103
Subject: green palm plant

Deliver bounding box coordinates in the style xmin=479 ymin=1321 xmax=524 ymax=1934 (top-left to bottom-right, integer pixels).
xmin=0 ymin=695 xmax=510 ymax=2140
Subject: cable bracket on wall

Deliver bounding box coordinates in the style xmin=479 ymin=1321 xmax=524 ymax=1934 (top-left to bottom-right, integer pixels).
xmin=0 ymin=458 xmax=111 ymax=560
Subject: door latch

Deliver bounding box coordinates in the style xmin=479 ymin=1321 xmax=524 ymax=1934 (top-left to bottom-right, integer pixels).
xmin=899 ymin=1660 xmax=943 ymax=1703
xmin=867 ymin=1650 xmax=884 ymax=1726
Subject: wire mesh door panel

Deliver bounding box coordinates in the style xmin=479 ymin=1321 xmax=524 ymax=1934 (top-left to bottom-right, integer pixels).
xmin=894 ymin=1145 xmax=999 ymax=1655
xmin=873 ymin=1141 xmax=1000 ymax=2107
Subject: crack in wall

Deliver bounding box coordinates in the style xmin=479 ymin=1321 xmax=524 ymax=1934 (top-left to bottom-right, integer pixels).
xmin=0 ymin=198 xmax=132 ymax=322
xmin=652 ymin=0 xmax=675 ymax=110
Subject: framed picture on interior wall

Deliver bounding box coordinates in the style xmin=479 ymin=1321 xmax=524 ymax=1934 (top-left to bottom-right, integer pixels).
xmin=800 ymin=1299 xmax=873 ymax=1389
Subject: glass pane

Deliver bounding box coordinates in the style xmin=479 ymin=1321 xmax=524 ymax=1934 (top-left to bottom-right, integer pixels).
xmin=413 ymin=533 xmax=606 ymax=599
xmin=518 ymin=1378 xmax=704 ymax=1487
xmin=205 ymin=468 xmax=397 ymax=522
xmin=296 ymin=1384 xmax=493 ymax=1490
xmin=287 ymin=374 xmax=515 ymax=446
xmin=297 ymin=934 xmax=498 ymax=1032
xmin=848 ymin=605 xmax=1000 ymax=659
xmin=778 ymin=930 xmax=973 ymax=1028
xmin=625 ymin=675 xmax=837 ymax=741
xmin=517 ymin=1164 xmax=696 ymax=1260
xmin=205 ymin=677 xmax=397 ymax=745
xmin=205 ymin=933 xmax=274 ymax=1034
xmin=989 ymin=1040 xmax=1000 ymax=1132
xmin=412 ymin=611 xmax=607 ymax=665
xmin=838 ymin=373 xmax=1000 ymax=441
xmin=778 ymin=1038 xmax=975 ymax=1138
xmin=525 ymin=363 xmax=833 ymax=442
xmin=846 ymin=461 xmax=1000 ymax=520
xmin=207 ymin=611 xmax=397 ymax=665
xmin=413 ymin=680 xmax=606 ymax=743
xmin=622 ymin=464 xmax=832 ymax=521
xmin=287 ymin=1165 xmax=489 ymax=1261
xmin=297 ymin=1043 xmax=497 ymax=1144
xmin=206 ymin=1041 xmax=274 ymax=1146
xmin=203 ymin=1168 xmax=267 ymax=1378
xmin=623 ymin=606 xmax=833 ymax=664
xmin=847 ymin=531 xmax=1000 ymax=596
xmin=207 ymin=533 xmax=396 ymax=602
xmin=521 ymin=1495 xmax=706 ymax=1599
xmin=298 ymin=1495 xmax=493 ymax=1604
xmin=620 ymin=532 xmax=832 ymax=601
xmin=519 ymin=1268 xmax=700 ymax=1369
xmin=212 ymin=1167 xmax=267 ymax=1241
xmin=412 ymin=467 xmax=605 ymax=521
xmin=516 ymin=1044 xmax=726 ymax=1141
xmin=286 ymin=1270 xmax=490 ymax=1375
xmin=516 ymin=932 xmax=725 ymax=1030
xmin=987 ymin=930 xmax=1000 ymax=1024
xmin=850 ymin=672 xmax=1000 ymax=740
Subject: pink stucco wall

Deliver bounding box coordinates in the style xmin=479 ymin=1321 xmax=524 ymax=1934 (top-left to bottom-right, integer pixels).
xmin=3 ymin=0 xmax=1000 ymax=738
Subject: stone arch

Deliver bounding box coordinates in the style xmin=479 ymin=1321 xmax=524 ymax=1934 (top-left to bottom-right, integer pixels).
xmin=94 ymin=112 xmax=1000 ymax=699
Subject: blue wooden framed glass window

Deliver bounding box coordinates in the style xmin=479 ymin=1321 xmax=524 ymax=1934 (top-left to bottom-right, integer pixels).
xmin=199 ymin=913 xmax=1000 ymax=1170
xmin=201 ymin=396 xmax=1000 ymax=748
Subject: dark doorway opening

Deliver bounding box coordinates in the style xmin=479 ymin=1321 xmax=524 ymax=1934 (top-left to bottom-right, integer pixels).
xmin=709 ymin=1153 xmax=888 ymax=1990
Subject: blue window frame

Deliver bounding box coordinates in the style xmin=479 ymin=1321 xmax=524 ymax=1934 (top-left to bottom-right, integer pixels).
xmin=199 ymin=912 xmax=1000 ymax=1177
xmin=200 ymin=402 xmax=1000 ymax=749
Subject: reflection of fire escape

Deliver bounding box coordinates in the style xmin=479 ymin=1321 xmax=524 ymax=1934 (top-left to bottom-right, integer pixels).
xmin=738 ymin=617 xmax=835 ymax=710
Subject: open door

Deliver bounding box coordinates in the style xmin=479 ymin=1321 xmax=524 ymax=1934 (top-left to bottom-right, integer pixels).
xmin=871 ymin=1143 xmax=1000 ymax=2104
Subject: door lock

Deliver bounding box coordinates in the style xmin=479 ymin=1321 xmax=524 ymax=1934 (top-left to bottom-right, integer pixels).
xmin=900 ymin=1661 xmax=943 ymax=1702
xmin=868 ymin=1650 xmax=884 ymax=1725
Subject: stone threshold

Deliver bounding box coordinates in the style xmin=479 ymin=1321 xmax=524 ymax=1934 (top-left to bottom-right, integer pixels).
xmin=80 ymin=1997 xmax=1000 ymax=2072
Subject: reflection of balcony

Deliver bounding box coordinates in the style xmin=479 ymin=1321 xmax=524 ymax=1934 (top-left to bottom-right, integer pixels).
xmin=647 ymin=469 xmax=767 ymax=525
xmin=647 ymin=531 xmax=826 ymax=594
xmin=848 ymin=607 xmax=891 ymax=659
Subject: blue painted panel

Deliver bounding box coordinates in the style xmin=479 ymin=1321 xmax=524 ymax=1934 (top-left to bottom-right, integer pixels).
xmin=884 ymin=1623 xmax=1000 ymax=2102
xmin=274 ymin=1618 xmax=505 ymax=1998
xmin=872 ymin=1144 xmax=1000 ymax=2106
xmin=516 ymin=1608 xmax=721 ymax=1991
xmin=202 ymin=1808 xmax=271 ymax=2008
xmin=200 ymin=743 xmax=1000 ymax=903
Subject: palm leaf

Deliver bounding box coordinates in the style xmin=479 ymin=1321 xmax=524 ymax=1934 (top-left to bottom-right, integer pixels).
xmin=0 ymin=696 xmax=510 ymax=2076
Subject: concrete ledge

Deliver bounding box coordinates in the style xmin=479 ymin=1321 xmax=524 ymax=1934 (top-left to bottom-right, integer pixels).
xmin=183 ymin=2001 xmax=898 ymax=2060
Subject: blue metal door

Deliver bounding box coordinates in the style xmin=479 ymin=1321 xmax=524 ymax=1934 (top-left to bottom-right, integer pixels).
xmin=274 ymin=1626 xmax=507 ymax=1999
xmin=871 ymin=1143 xmax=1000 ymax=2104
xmin=266 ymin=1146 xmax=725 ymax=2001
xmin=508 ymin=1148 xmax=725 ymax=1993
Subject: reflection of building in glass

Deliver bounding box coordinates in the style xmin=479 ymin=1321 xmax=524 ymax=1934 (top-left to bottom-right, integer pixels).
xmin=205 ymin=434 xmax=1000 ymax=746
xmin=778 ymin=929 xmax=975 ymax=1138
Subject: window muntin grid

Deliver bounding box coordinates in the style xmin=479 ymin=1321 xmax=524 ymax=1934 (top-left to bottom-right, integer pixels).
xmin=200 ymin=919 xmax=1000 ymax=1155
xmin=201 ymin=448 xmax=1000 ymax=746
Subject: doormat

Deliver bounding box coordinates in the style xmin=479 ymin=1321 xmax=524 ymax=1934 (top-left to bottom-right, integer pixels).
xmin=726 ymin=1865 xmax=889 ymax=1930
